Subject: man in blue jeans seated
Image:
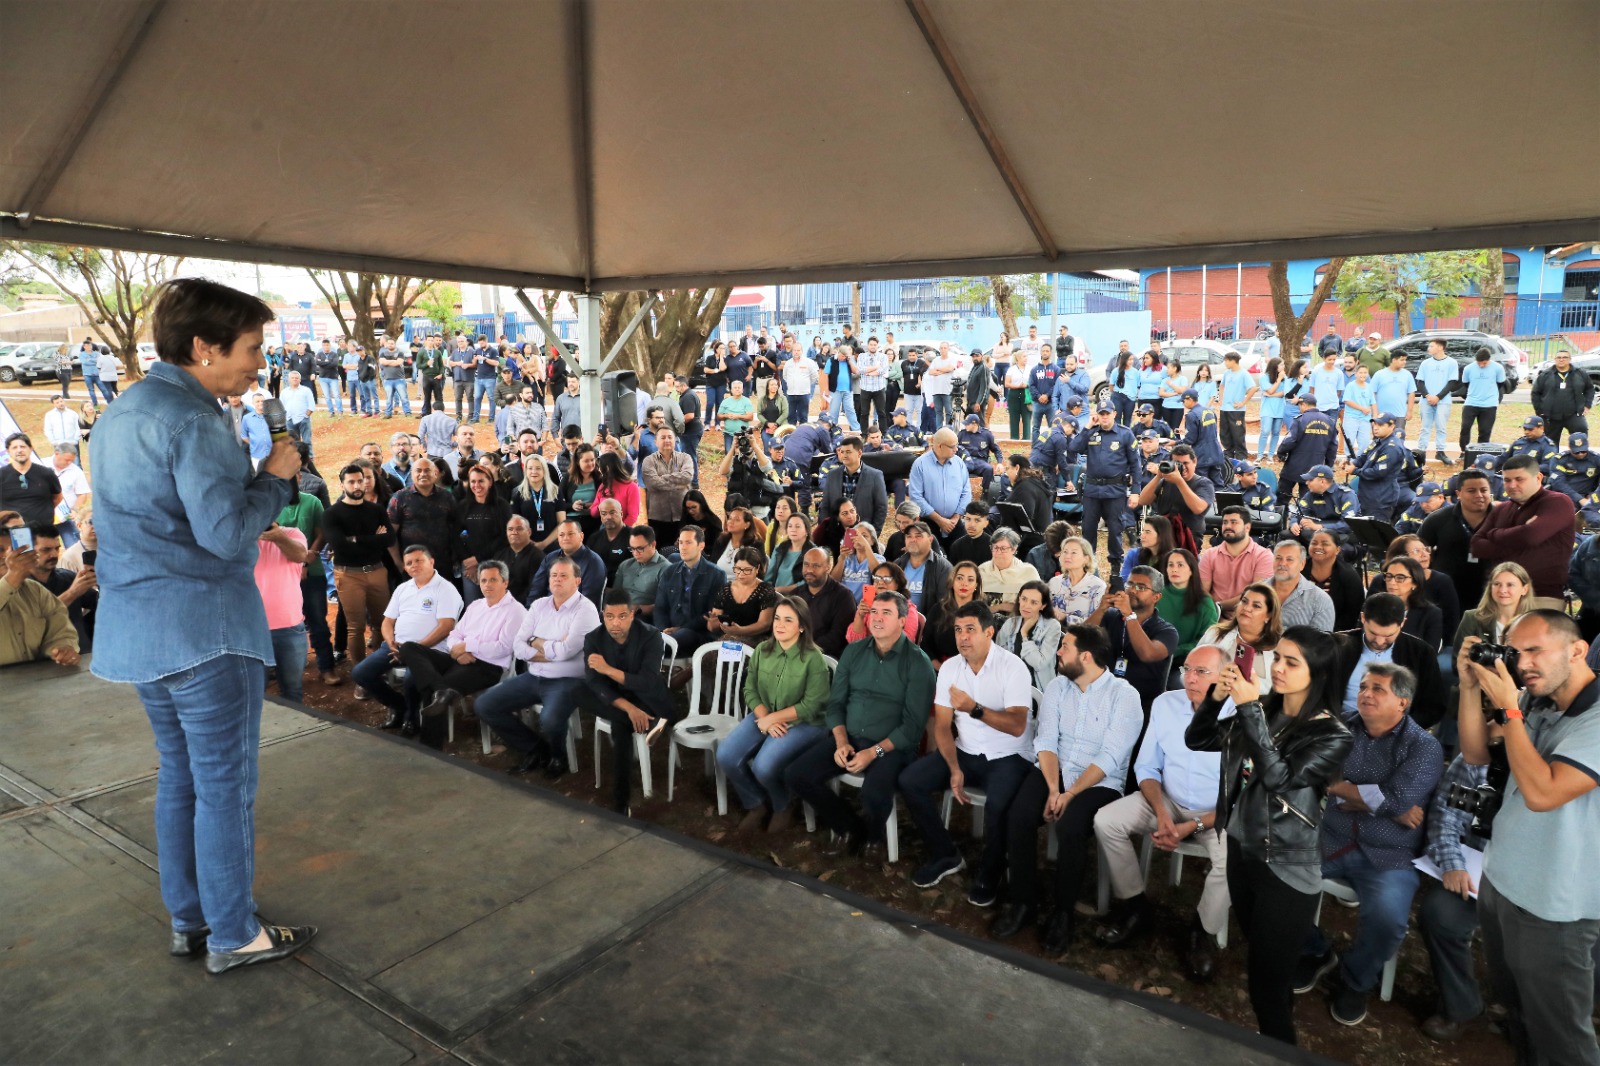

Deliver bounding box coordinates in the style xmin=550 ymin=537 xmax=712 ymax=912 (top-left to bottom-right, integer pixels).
xmin=1295 ymin=662 xmax=1442 ymax=1026
xmin=351 ymin=545 xmax=462 ymax=737
xmin=783 ymin=590 xmax=936 ymax=862
xmin=898 ymin=600 xmax=1035 ymax=905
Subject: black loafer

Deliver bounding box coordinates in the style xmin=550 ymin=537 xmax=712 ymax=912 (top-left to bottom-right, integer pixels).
xmin=379 ymin=713 xmax=403 ymax=730
xmin=169 ymin=926 xmax=209 ymax=958
xmin=204 ymin=923 xmax=317 ymax=976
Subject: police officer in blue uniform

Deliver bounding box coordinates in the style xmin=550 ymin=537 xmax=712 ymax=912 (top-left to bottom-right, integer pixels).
xmin=1275 ymin=391 xmax=1338 ymax=507
xmin=1133 ymin=403 xmax=1174 ymax=440
xmin=767 ymin=437 xmax=803 ymax=500
xmin=1130 ymin=429 xmax=1172 ymax=496
xmin=1340 ymin=412 xmax=1414 ymax=524
xmin=885 ymin=405 xmax=924 ymax=449
xmin=1550 ymin=431 xmax=1600 ymax=505
xmin=1179 ymin=388 xmax=1231 ymax=487
xmin=1447 ymin=454 xmax=1506 ymax=503
xmin=778 ymin=419 xmax=836 ymax=514
xmin=1500 ymin=415 xmax=1559 ymax=474
xmin=1233 ymin=460 xmax=1279 ymax=519
xmin=1030 ymin=415 xmax=1076 ymax=491
xmin=1392 ymin=481 xmax=1447 ymax=536
xmin=958 ymin=413 xmax=1002 ymax=495
xmin=1289 ymin=464 xmax=1358 ymax=540
xmin=1069 ymin=401 xmax=1137 ymax=573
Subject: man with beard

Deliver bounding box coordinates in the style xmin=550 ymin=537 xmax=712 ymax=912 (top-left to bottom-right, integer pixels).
xmin=577 ymin=589 xmax=676 ymax=813
xmin=1333 ymin=593 xmax=1445 ymax=728
xmin=792 ymin=546 xmax=855 ymax=659
xmin=1198 ymin=507 xmax=1274 ymax=618
xmin=322 ymin=465 xmax=394 ymax=666
xmin=587 ymin=498 xmax=631 ymax=582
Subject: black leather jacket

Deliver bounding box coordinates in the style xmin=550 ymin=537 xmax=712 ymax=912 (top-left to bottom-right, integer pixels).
xmin=1185 ymin=695 xmax=1352 ymax=872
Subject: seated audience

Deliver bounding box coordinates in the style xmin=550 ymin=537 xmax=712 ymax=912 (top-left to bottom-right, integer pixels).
xmin=709 ymin=505 xmax=766 ymax=577
xmin=947 ymin=502 xmax=995 ymax=567
xmin=1333 ymin=593 xmax=1445 ymax=728
xmin=881 ymin=499 xmax=924 ymax=563
xmin=352 ymin=546 xmax=462 ymax=737
xmin=845 ymin=561 xmax=926 ymax=645
xmin=1375 ymin=554 xmax=1444 ymax=652
xmin=833 ymin=520 xmax=882 ymax=600
xmin=527 ymin=519 xmax=607 ymax=606
xmin=1048 ymin=535 xmax=1105 ymax=627
xmin=893 ymin=520 xmax=950 ymax=626
xmin=492 ymin=516 xmax=544 ymax=605
xmin=899 ymin=601 xmax=1036 ymax=903
xmin=0 ymin=517 xmax=78 ymax=667
xmin=1296 ymin=663 xmax=1441 ymax=1027
xmin=1268 ymin=539 xmax=1335 ymax=632
xmin=792 ymin=547 xmax=855 ymax=659
xmin=977 ymin=527 xmax=1040 ymax=615
xmin=992 ymin=624 xmax=1143 ymax=954
xmin=717 ymin=596 xmax=832 ymax=834
xmin=1416 ymin=751 xmax=1492 ymax=1041
xmin=1093 ymin=644 xmax=1228 ymax=981
xmin=586 ymin=497 xmax=632 ymax=583
xmin=1158 ymin=548 xmax=1220 ymax=664
xmin=1198 ymin=582 xmax=1281 ymax=692
xmin=29 ymin=524 xmax=97 ymax=652
xmin=1385 ymin=534 xmax=1461 ymax=640
xmin=1452 ymin=561 xmax=1534 ymax=653
xmin=783 ymin=591 xmax=936 ymax=860
xmin=995 ymin=580 xmax=1063 ymax=692
xmin=1086 ymin=565 xmax=1182 ymax=710
xmin=1199 ymin=506 xmax=1274 ymax=618
xmin=613 ymin=524 xmax=670 ymax=619
xmin=655 ymin=525 xmax=728 ymax=666
xmin=576 ymin=589 xmax=675 ymax=814
xmin=1121 ymin=515 xmax=1175 ymax=582
xmin=765 ymin=512 xmax=813 ymax=591
xmin=1303 ymin=529 xmax=1365 ymax=632
xmin=708 ymin=546 xmax=778 ymax=646
xmin=920 ymin=559 xmax=983 ymax=665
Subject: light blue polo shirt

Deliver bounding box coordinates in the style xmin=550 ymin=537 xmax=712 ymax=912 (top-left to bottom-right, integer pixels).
xmin=1416 ymin=355 xmax=1460 ymax=399
xmin=1462 ymin=362 xmax=1505 ymax=407
xmin=1309 ymin=366 xmax=1345 ymax=412
xmin=1220 ymin=369 xmax=1251 ymax=412
xmin=1372 ymin=368 xmax=1416 ymax=417
xmin=1342 ymin=380 xmax=1375 ymax=425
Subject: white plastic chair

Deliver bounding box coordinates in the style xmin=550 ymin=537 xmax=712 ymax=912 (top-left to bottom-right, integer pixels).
xmin=937 ymin=687 xmax=1051 ymax=855
xmin=460 ymin=660 xmax=514 ymax=755
xmin=593 ymin=632 xmax=677 ymax=799
xmin=1091 ymin=833 xmax=1229 ymax=945
xmin=668 ymin=640 xmax=750 ymax=814
xmin=802 ymin=655 xmax=838 ymax=834
xmin=1314 ymin=878 xmax=1398 ymax=1001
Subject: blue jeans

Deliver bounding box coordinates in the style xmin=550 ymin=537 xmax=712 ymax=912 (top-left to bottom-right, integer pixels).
xmin=715 ymin=714 xmax=827 ymax=812
xmin=384 ymin=379 xmax=412 ymax=417
xmin=930 ymin=393 xmax=952 ymax=429
xmin=1305 ymin=849 xmax=1420 ymax=994
xmin=473 ymin=672 xmax=584 ymax=753
xmin=319 ymin=377 xmax=344 ymax=415
xmin=1031 ymin=400 xmax=1053 ymax=437
xmin=1345 ymin=418 xmax=1372 ymax=456
xmin=1112 ymin=393 xmax=1135 ymax=425
xmin=826 ymin=389 xmax=860 ymax=431
xmin=904 ymin=392 xmax=924 ymax=429
xmin=356 ymin=379 xmax=379 ymax=415
xmin=1257 ymin=415 xmax=1283 ymax=458
xmin=1419 ymin=395 xmax=1452 ymax=452
xmin=288 ymin=419 xmax=311 ymax=450
xmin=96 ymin=378 xmax=118 ymax=403
xmin=134 ymin=654 xmax=266 ymax=953
xmin=267 ymin=623 xmax=307 ymax=702
xmin=81 ymin=375 xmax=100 ymax=407
xmin=351 ymin=643 xmax=419 ymax=718
xmin=471 ymin=378 xmax=495 ymax=422
xmin=300 ymin=575 xmax=334 ymax=672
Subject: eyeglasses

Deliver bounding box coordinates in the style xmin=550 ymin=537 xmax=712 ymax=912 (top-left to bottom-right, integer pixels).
xmin=629 ymin=545 xmax=651 ymax=553
xmin=732 ymin=566 xmax=757 ymax=576
xmin=1125 ymin=583 xmax=1154 ymax=593
xmin=871 ymin=573 xmax=896 ymax=583
xmin=1383 ymin=573 xmax=1413 ymax=583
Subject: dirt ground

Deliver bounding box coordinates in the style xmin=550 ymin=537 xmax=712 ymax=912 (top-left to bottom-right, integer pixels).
xmin=10 ymin=382 xmax=1531 ymax=1065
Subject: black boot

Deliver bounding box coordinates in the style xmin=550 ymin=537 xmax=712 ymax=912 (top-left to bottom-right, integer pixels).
xmin=991 ymin=902 xmax=1035 ymax=941
xmin=1094 ymin=893 xmax=1153 ymax=948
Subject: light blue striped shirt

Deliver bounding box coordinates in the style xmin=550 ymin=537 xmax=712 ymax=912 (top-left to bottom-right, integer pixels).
xmin=1035 ymin=668 xmax=1145 ymax=794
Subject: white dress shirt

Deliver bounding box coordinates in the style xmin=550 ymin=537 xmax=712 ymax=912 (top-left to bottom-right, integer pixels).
xmin=1133 ymin=689 xmax=1224 ymax=811
xmin=384 ymin=572 xmax=464 ymax=646
xmin=513 ymin=590 xmax=601 ymax=678
xmin=935 ymin=644 xmax=1036 ymax=760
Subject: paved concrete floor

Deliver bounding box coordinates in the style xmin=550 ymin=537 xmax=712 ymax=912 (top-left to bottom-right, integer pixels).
xmin=0 ymin=658 xmax=1324 ymax=1065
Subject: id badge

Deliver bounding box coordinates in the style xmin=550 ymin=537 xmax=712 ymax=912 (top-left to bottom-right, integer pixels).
xmin=1561 ymin=382 xmax=1568 ymax=390
xmin=1113 ymin=656 xmax=1129 ymax=677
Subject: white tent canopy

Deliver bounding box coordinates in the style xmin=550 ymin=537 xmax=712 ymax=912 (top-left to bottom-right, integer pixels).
xmin=2 ymin=0 xmax=1597 ymax=292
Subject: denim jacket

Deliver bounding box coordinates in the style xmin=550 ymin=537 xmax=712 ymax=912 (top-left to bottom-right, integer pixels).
xmin=90 ymin=362 xmax=294 ymax=682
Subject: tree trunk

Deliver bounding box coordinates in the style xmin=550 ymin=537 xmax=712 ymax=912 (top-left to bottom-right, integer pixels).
xmin=1268 ymin=258 xmax=1345 ymax=367
xmin=990 ymin=275 xmax=1019 ymax=338
xmin=1395 ymin=287 xmax=1414 ymax=335
xmin=1479 ymin=250 xmax=1506 ymax=334
xmin=851 ymin=282 xmax=862 ymax=335
xmin=599 ymin=289 xmax=732 ymax=394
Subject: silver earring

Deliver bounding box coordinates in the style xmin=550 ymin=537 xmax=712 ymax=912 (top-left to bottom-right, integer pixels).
xmin=202 ymin=359 xmax=211 ymax=366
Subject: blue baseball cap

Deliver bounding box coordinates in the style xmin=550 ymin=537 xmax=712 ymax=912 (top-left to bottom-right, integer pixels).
xmin=1372 ymin=412 xmax=1398 ymax=426
xmin=1416 ymin=481 xmax=1443 ymax=499
xmin=1181 ymin=388 xmax=1199 ymax=401
xmin=1140 ymin=429 xmax=1160 ymax=441
xmin=1306 ymin=464 xmax=1335 ymax=481
xmin=1136 ymin=403 xmax=1155 ymax=414
xmin=1235 ymin=459 xmax=1258 ymax=474
xmin=1096 ymin=401 xmax=1116 ymax=414
xmin=1523 ymin=415 xmax=1545 ymax=429
xmin=964 ymin=413 xmax=980 ymax=425
xmin=1474 ymin=454 xmax=1498 ymax=470
xmin=1572 ymin=433 xmax=1590 ymax=450
xmin=1296 ymin=390 xmax=1317 ymax=404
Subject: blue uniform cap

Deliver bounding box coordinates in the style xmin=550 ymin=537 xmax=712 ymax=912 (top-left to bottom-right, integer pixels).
xmin=1297 ymin=391 xmax=1317 ymax=404
xmin=1066 ymin=397 xmax=1085 ymax=409
xmin=1136 ymin=403 xmax=1155 ymax=414
xmin=1372 ymin=413 xmax=1398 ymax=426
xmin=1523 ymin=416 xmax=1544 ymax=429
xmin=1306 ymin=464 xmax=1335 ymax=481
xmin=1474 ymin=454 xmax=1498 ymax=470
xmin=1181 ymin=388 xmax=1199 ymax=401
xmin=1572 ymin=433 xmax=1590 ymax=450
xmin=1235 ymin=459 xmax=1258 ymax=474
xmin=1096 ymin=401 xmax=1116 ymax=414
xmin=964 ymin=413 xmax=980 ymax=424
xmin=1416 ymin=481 xmax=1442 ymax=499
xmin=1140 ymin=429 xmax=1160 ymax=440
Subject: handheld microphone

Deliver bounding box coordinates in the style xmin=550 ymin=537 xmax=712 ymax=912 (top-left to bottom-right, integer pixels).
xmin=262 ymin=397 xmax=289 ymax=441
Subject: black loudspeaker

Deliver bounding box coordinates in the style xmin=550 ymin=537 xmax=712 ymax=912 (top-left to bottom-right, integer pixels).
xmin=600 ymin=371 xmax=639 ymax=435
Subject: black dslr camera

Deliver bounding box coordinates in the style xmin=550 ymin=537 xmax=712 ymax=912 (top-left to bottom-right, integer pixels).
xmin=1468 ymin=642 xmax=1518 ymax=670
xmin=1445 ymin=743 xmax=1509 ymax=839
xmin=1157 ymin=461 xmax=1175 ymax=475
xmin=736 ymin=429 xmax=754 ymax=456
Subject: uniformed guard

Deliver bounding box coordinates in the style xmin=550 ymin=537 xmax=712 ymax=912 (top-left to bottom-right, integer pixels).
xmin=1030 ymin=415 xmax=1075 ymax=491
xmin=1059 ymin=398 xmax=1088 ymax=461
xmin=1068 ymin=401 xmax=1138 ymax=574
xmin=1130 ymin=429 xmax=1172 ymax=496
xmin=885 ymin=405 xmax=924 ymax=449
xmin=1340 ymin=412 xmax=1414 ymax=524
xmin=958 ymin=412 xmax=1002 ymax=495
xmin=1275 ymin=391 xmax=1338 ymax=506
xmin=1393 ymin=481 xmax=1446 ymax=536
xmin=1500 ymin=415 xmax=1558 ymax=474
xmin=1289 ymin=464 xmax=1357 ymax=540
xmin=767 ymin=437 xmax=803 ymax=499
xmin=1132 ymin=403 xmax=1175 ymax=440
xmin=1447 ymin=454 xmax=1506 ymax=503
xmin=1179 ymin=388 xmax=1231 ymax=487
xmin=1550 ymin=431 xmax=1599 ymax=505
xmin=1233 ymin=460 xmax=1279 ymax=521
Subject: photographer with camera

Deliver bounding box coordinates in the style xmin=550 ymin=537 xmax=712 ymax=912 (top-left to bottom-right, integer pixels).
xmin=1458 ymin=611 xmax=1600 ymax=1065
xmin=718 ymin=428 xmax=783 ymax=520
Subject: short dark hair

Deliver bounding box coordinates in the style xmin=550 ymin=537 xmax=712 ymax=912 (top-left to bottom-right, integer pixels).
xmin=563 ymin=424 xmax=584 ymax=439
xmin=28 ymin=522 xmax=61 ymax=543
xmin=1170 ymin=443 xmax=1196 ymax=460
xmin=1361 ymin=592 xmax=1407 ymax=628
xmin=1064 ymin=623 xmax=1114 ymax=668
xmin=4 ymin=432 xmax=31 ymax=450
xmin=602 ymin=588 xmax=634 ymax=608
xmin=151 ymin=278 xmax=274 ymax=367
xmin=402 ymin=544 xmax=433 ymax=558
xmin=964 ymin=501 xmax=989 ymax=517
xmin=1502 ymin=454 xmax=1542 ymax=476
xmin=952 ymin=599 xmax=996 ymax=631
xmin=1510 ymin=607 xmax=1583 ymax=645
xmin=339 ymin=463 xmax=366 ymax=481
xmin=1456 ymin=469 xmax=1492 ymax=489
xmin=1428 ymin=338 xmax=1446 ymax=351
xmin=1475 ymin=346 xmax=1493 ymax=362
xmin=837 ymin=435 xmax=863 ymax=451
xmin=629 ymin=524 xmax=655 ymax=544
xmin=680 ymin=524 xmax=706 ymax=544
xmin=1220 ymin=504 xmax=1252 ymax=525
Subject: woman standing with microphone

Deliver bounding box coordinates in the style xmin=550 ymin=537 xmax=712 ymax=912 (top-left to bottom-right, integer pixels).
xmin=91 ymin=279 xmax=316 ymax=974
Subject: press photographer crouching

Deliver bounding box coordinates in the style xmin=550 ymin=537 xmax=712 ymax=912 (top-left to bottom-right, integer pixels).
xmin=1457 ymin=611 xmax=1600 ymax=1066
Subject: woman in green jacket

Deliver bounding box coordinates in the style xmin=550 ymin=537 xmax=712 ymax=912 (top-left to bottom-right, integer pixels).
xmin=716 ymin=596 xmax=833 ymax=835
xmin=1158 ymin=548 xmax=1221 ymax=661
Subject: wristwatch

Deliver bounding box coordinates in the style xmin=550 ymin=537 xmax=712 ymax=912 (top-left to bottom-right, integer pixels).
xmin=970 ymin=705 xmax=986 ymax=721
xmin=874 ymin=744 xmax=887 ymax=760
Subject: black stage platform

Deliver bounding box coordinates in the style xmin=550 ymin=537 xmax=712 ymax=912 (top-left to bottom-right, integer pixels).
xmin=0 ymin=659 xmax=1322 ymax=1065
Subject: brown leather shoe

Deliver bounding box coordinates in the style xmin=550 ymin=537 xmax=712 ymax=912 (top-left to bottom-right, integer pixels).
xmin=734 ymin=805 xmax=770 ymax=837
xmin=767 ymin=807 xmax=796 ymax=834
xmin=320 ymin=671 xmax=343 ymax=687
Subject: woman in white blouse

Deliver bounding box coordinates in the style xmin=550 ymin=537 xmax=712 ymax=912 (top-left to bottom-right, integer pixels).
xmin=1048 ymin=536 xmax=1104 ymax=626
xmin=1197 ymin=581 xmax=1281 ymax=692
xmin=995 ymin=580 xmax=1061 ymax=691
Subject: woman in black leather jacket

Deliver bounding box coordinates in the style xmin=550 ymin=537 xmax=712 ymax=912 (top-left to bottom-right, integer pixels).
xmin=1185 ymin=625 xmax=1353 ymax=1046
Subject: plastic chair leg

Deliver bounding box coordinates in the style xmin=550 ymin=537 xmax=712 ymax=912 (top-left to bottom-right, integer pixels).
xmin=635 ymin=734 xmax=654 ymax=799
